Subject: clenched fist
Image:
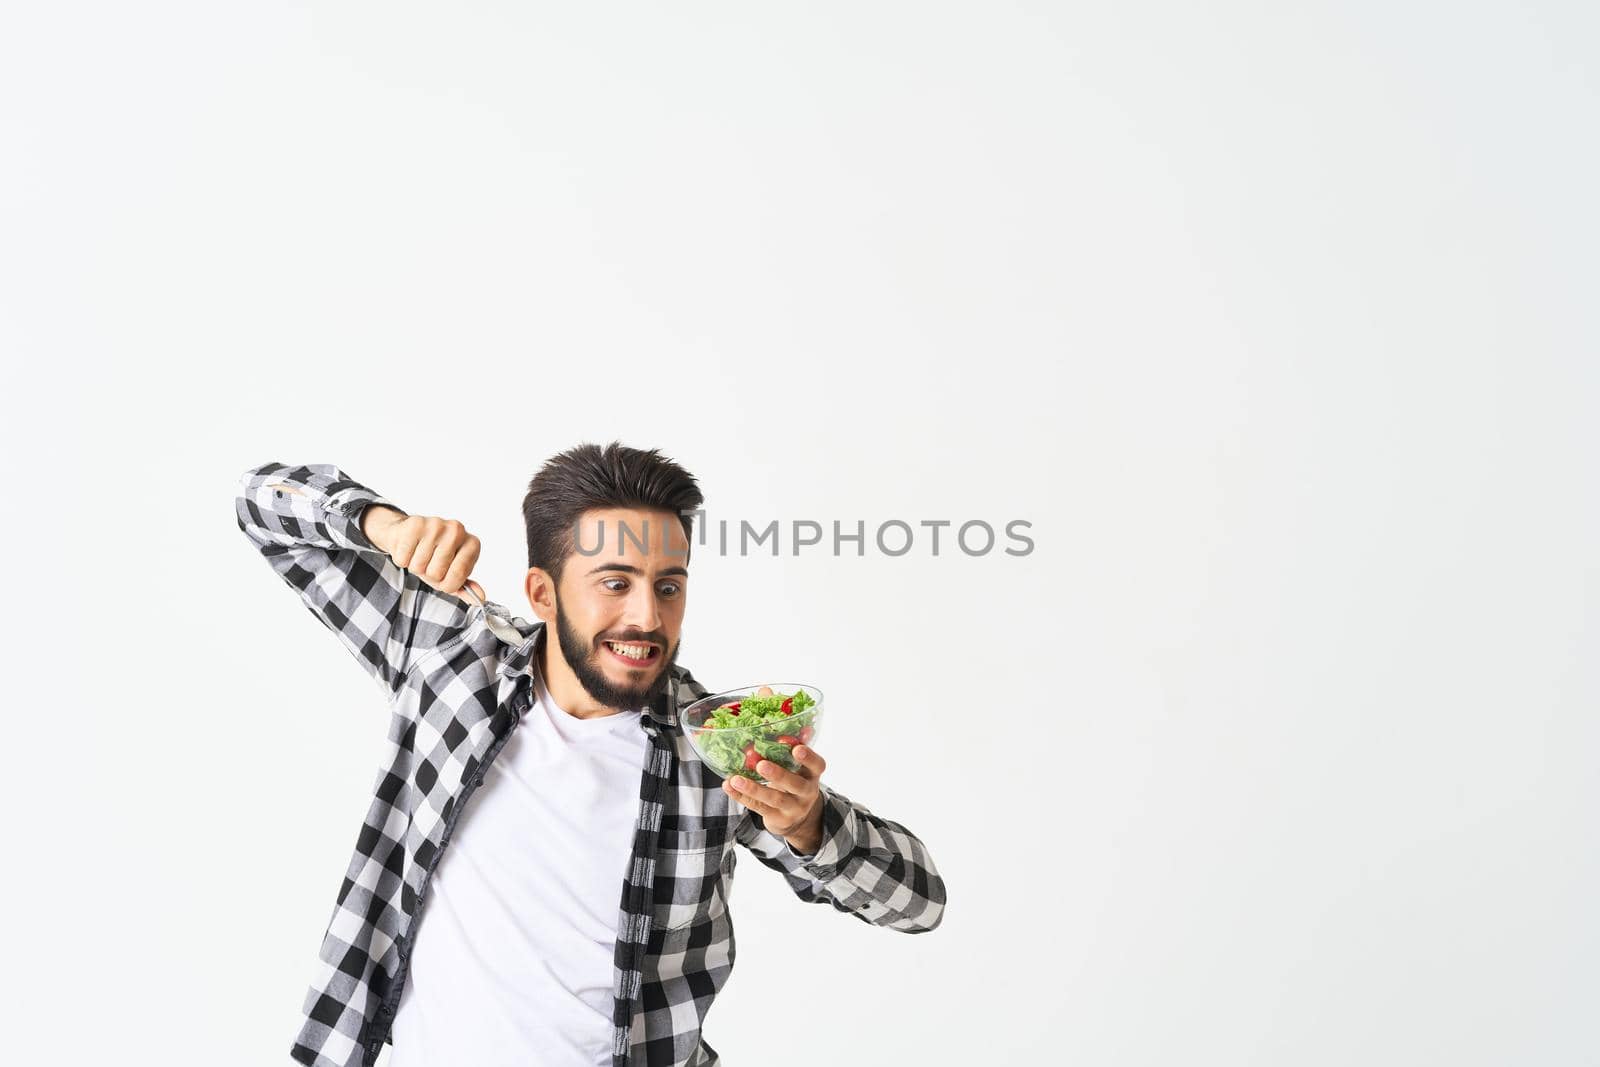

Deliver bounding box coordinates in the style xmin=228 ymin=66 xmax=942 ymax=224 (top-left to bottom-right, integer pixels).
xmin=360 ymin=504 xmax=485 ymax=601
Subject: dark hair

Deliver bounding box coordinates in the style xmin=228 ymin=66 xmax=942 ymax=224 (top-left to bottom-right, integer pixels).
xmin=522 ymin=441 xmax=704 ymax=583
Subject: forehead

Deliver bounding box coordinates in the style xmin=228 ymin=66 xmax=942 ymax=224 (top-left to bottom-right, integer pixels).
xmin=569 ymin=507 xmax=691 ymax=570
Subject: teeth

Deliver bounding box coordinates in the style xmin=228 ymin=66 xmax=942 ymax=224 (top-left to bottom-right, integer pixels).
xmin=607 ymin=641 xmax=651 ymax=659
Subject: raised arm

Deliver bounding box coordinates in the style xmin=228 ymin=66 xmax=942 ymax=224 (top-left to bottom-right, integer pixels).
xmin=233 ymin=461 xmax=478 ymax=697
xmin=734 ymin=784 xmax=946 ymax=934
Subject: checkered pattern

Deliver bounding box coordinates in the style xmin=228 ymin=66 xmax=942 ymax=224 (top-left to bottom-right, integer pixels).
xmin=235 ymin=462 xmax=947 ymax=1067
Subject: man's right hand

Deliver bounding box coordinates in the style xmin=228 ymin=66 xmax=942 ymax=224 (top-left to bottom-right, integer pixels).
xmin=361 ymin=504 xmax=486 ymax=602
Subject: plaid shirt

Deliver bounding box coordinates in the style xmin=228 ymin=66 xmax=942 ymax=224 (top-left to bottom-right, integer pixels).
xmin=234 ymin=462 xmax=947 ymax=1067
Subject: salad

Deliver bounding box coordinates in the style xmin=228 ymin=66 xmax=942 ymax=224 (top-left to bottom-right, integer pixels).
xmin=691 ymin=685 xmax=818 ymax=780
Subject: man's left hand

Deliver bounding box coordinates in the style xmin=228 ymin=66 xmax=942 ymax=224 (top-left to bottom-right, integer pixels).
xmin=723 ymin=745 xmax=828 ymax=854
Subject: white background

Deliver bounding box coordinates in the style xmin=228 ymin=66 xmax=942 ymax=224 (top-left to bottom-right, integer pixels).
xmin=5 ymin=2 xmax=1597 ymax=1065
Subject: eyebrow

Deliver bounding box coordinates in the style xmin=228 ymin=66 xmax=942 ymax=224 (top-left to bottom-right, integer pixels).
xmin=586 ymin=563 xmax=689 ymax=578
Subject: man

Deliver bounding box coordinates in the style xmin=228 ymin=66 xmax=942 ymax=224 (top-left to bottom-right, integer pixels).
xmin=234 ymin=442 xmax=946 ymax=1067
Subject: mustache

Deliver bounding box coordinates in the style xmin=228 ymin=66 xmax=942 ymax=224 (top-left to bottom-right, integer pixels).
xmin=598 ymin=632 xmax=665 ymax=646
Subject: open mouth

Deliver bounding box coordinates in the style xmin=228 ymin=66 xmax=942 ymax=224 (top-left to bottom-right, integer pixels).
xmin=602 ymin=640 xmax=661 ymax=668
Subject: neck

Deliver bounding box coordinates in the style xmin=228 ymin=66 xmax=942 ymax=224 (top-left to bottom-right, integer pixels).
xmin=536 ymin=629 xmax=625 ymax=720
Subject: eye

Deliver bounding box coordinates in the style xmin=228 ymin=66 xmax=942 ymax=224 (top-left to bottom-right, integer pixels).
xmin=599 ymin=578 xmax=683 ymax=597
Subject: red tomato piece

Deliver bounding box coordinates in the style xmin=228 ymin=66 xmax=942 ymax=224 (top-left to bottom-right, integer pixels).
xmin=775 ymin=735 xmax=801 ymax=746
xmin=743 ymin=746 xmax=761 ymax=771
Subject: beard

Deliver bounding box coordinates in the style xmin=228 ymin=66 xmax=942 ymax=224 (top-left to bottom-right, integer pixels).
xmin=553 ymin=597 xmax=680 ymax=712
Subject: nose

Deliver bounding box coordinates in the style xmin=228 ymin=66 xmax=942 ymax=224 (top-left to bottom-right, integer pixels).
xmin=619 ymin=582 xmax=663 ymax=637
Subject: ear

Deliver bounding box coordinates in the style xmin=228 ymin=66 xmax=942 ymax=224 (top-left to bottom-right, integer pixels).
xmin=524 ymin=567 xmax=557 ymax=624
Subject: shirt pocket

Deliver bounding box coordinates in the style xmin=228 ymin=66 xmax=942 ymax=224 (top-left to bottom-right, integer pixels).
xmin=653 ymin=826 xmax=731 ymax=933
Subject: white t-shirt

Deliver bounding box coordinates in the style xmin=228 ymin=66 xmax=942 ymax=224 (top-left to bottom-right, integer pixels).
xmin=389 ymin=646 xmax=650 ymax=1067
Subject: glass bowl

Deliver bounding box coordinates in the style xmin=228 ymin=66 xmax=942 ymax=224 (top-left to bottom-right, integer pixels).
xmin=680 ymin=683 xmax=824 ymax=784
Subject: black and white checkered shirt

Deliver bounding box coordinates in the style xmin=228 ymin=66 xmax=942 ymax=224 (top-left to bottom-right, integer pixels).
xmin=235 ymin=462 xmax=947 ymax=1067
